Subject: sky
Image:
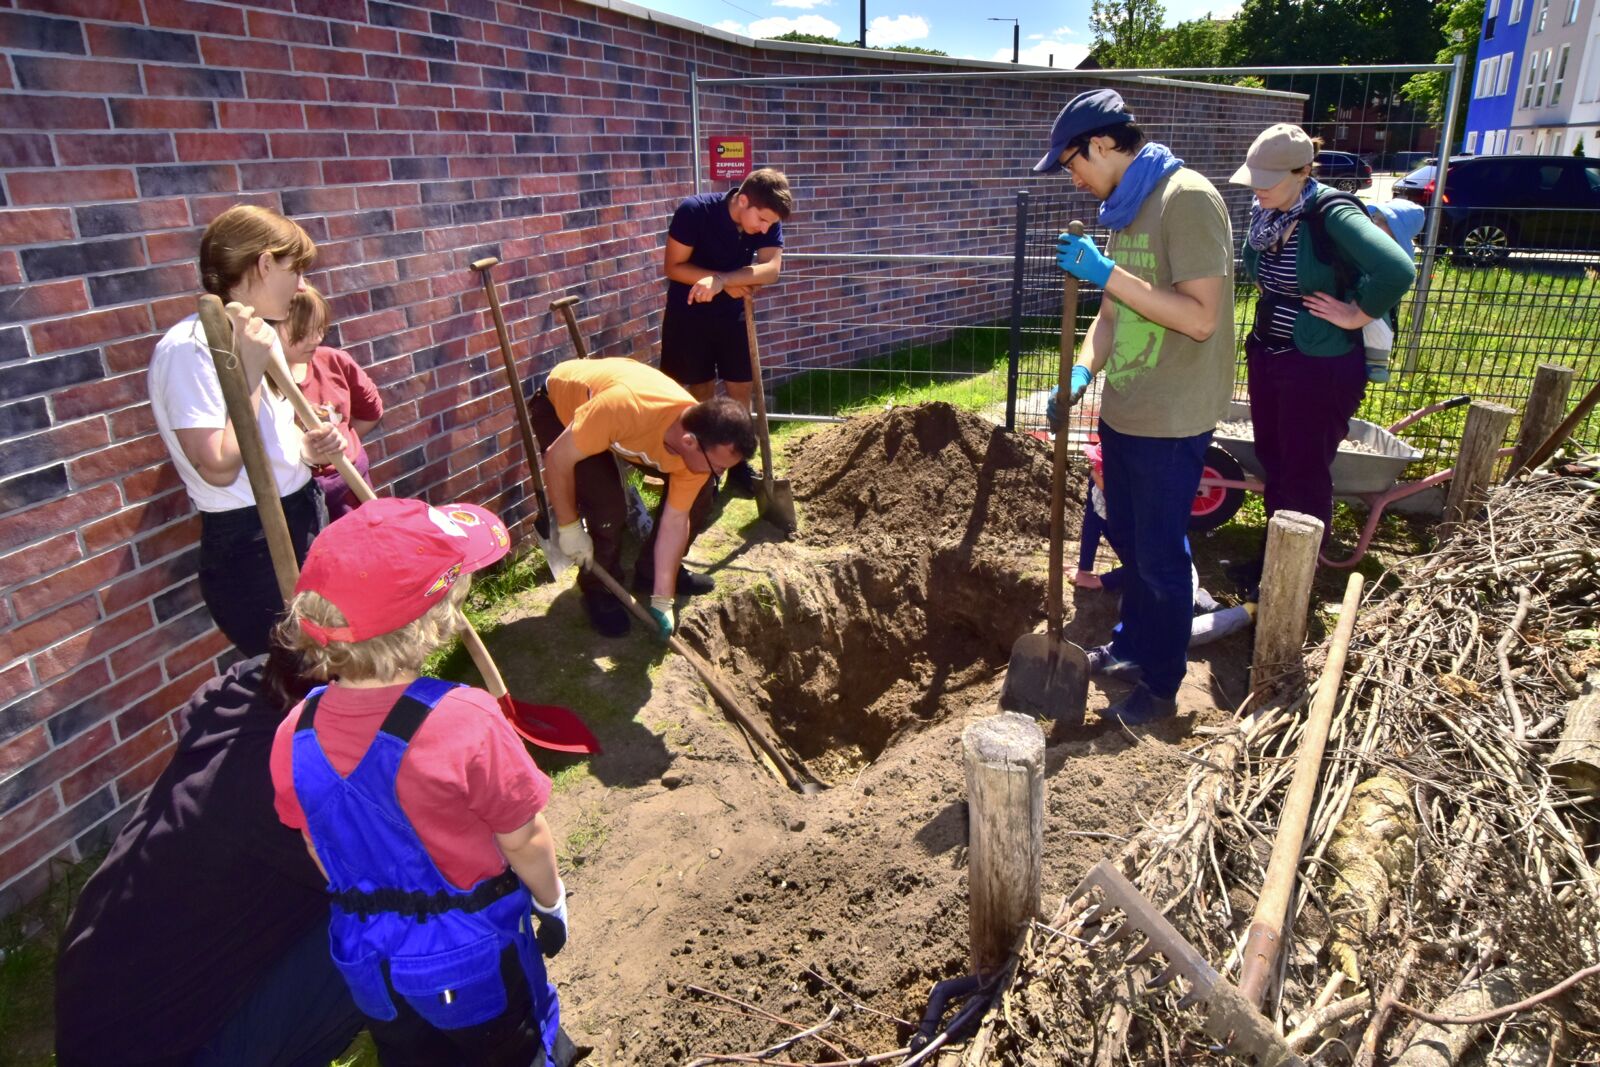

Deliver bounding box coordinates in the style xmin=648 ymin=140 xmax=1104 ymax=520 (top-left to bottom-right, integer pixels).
xmin=626 ymin=0 xmax=1240 ymax=66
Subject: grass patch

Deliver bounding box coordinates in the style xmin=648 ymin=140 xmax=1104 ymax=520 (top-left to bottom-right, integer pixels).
xmin=771 ymin=324 xmax=1017 ymax=416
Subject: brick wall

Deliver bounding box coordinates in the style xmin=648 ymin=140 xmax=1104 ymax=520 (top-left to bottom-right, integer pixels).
xmin=0 ymin=0 xmax=1298 ymax=913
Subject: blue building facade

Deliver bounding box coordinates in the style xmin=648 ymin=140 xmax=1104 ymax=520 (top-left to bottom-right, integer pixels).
xmin=1464 ymin=0 xmax=1533 ymax=154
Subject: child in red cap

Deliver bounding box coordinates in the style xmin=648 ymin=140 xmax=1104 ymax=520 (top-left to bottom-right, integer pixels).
xmin=269 ymin=497 xmax=574 ymax=1067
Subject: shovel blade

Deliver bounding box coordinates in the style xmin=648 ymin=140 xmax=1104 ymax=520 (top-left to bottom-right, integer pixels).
xmin=1000 ymin=634 xmax=1089 ymax=723
xmin=497 ymin=694 xmax=602 ymax=754
xmin=753 ymin=472 xmax=798 ymax=533
xmin=531 ymin=508 xmax=572 ymax=582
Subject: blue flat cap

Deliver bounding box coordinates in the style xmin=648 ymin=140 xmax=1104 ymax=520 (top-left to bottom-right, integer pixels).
xmin=1033 ymin=89 xmax=1136 ymax=173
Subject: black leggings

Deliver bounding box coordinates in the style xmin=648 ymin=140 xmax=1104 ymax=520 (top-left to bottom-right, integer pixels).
xmin=198 ymin=480 xmax=326 ymax=656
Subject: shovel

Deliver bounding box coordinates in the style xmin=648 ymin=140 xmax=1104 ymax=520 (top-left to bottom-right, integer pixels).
xmin=472 ymin=257 xmax=571 ymax=582
xmin=197 ymin=296 xmax=601 ymax=756
xmin=1000 ymin=220 xmax=1090 ymax=723
xmin=742 ymin=294 xmax=797 ymax=533
xmin=583 ymin=561 xmax=821 ymax=795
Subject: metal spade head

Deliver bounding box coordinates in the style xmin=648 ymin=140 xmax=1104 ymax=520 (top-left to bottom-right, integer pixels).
xmin=1000 ymin=634 xmax=1090 ymax=724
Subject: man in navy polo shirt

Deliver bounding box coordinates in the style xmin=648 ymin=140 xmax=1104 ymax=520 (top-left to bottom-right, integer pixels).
xmin=660 ymin=168 xmax=793 ymax=494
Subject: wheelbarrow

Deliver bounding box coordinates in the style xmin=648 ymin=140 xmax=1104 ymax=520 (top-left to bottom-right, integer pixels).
xmin=1188 ymin=395 xmax=1512 ymax=567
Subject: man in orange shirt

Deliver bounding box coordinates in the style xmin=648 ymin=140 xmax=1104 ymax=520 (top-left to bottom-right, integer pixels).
xmin=531 ymin=357 xmax=757 ymax=638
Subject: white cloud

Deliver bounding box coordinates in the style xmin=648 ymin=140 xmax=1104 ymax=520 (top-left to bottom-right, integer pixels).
xmin=1027 ymin=33 xmax=1045 ymax=40
xmin=772 ymin=0 xmax=833 ymax=8
xmin=867 ymin=14 xmax=930 ymax=46
xmin=720 ymin=13 xmax=845 ymax=37
xmin=996 ymin=39 xmax=1091 ymax=67
xmin=1051 ymin=24 xmax=1077 ymax=35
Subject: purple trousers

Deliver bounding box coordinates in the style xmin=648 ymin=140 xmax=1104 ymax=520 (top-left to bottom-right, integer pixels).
xmin=1245 ymin=333 xmax=1367 ymax=540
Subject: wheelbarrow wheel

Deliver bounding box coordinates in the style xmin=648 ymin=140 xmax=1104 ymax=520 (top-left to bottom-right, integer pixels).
xmin=1190 ymin=443 xmax=1246 ymax=532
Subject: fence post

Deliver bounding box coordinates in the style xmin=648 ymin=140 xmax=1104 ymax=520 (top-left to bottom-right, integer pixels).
xmin=1402 ymin=53 xmax=1467 ymax=374
xmin=1444 ymin=400 xmax=1515 ymax=527
xmin=1508 ymin=363 xmax=1576 ymax=477
xmin=1252 ymin=511 xmax=1323 ymax=692
xmin=963 ymin=711 xmax=1044 ymax=976
xmin=689 ymin=64 xmax=702 ymax=197
xmin=1005 ymin=190 xmax=1028 ymax=433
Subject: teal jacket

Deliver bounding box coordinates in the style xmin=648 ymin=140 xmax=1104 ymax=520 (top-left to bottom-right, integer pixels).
xmin=1242 ymin=185 xmax=1417 ymax=356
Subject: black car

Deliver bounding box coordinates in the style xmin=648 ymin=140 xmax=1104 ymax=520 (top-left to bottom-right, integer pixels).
xmin=1312 ymin=151 xmax=1374 ymax=191
xmin=1395 ymin=155 xmax=1600 ymax=264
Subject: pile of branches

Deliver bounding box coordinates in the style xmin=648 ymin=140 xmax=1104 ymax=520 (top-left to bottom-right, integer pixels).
xmin=980 ymin=472 xmax=1600 ymax=1066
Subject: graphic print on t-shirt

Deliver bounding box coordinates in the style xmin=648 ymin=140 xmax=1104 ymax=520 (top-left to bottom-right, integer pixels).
xmin=1105 ymin=231 xmax=1167 ymax=390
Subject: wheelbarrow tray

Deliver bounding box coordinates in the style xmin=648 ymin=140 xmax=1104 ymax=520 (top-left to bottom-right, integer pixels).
xmin=1213 ymin=400 xmax=1424 ymax=496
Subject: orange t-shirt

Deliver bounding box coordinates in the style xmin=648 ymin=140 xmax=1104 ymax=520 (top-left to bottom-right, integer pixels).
xmin=546 ymin=357 xmax=709 ymax=511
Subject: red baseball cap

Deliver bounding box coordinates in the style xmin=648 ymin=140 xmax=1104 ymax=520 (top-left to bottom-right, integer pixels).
xmin=296 ymin=497 xmax=511 ymax=646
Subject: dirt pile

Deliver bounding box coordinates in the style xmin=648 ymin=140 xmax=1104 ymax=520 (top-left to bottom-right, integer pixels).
xmin=787 ymin=402 xmax=1084 ymax=553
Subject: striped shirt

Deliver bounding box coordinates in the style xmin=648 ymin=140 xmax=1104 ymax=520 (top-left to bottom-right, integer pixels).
xmin=1254 ymin=223 xmax=1303 ymax=346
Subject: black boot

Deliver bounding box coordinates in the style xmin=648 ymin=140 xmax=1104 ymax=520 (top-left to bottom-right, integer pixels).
xmin=582 ymin=586 xmax=629 ymax=638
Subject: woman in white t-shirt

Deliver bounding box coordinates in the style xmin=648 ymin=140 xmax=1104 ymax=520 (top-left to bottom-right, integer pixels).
xmin=148 ymin=205 xmax=345 ymax=656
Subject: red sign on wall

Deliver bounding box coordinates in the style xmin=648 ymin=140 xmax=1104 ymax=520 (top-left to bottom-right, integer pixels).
xmin=709 ymin=137 xmax=752 ymax=182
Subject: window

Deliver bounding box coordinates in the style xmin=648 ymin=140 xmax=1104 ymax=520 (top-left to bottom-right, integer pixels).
xmin=1565 ymin=0 xmax=1579 ymax=23
xmin=1552 ymin=44 xmax=1570 ymax=105
xmin=1497 ymin=51 xmax=1514 ymax=94
xmin=1523 ymin=50 xmax=1542 ymax=107
xmin=1552 ymin=132 xmax=1564 ymax=154
xmin=1488 ymin=14 xmax=1498 ymax=36
xmin=1467 ymin=131 xmax=1480 ymax=152
xmin=1516 ymin=134 xmax=1526 ymax=151
xmin=1536 ymin=131 xmax=1548 ymax=153
xmin=1476 ymin=56 xmax=1493 ymax=97
xmin=1535 ymin=47 xmax=1553 ymax=106
xmin=1585 ymin=165 xmax=1600 ymax=190
xmin=1488 ymin=0 xmax=1499 ymax=15
xmin=1511 ymin=0 xmax=1525 ymax=22
xmin=1535 ymin=0 xmax=1549 ymax=31
xmin=1586 ymin=36 xmax=1600 ymax=101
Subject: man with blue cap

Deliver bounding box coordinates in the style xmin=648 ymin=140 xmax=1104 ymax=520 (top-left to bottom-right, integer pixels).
xmin=1036 ymin=88 xmax=1236 ymax=726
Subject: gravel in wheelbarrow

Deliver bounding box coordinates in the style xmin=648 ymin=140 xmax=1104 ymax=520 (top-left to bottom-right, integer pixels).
xmin=1212 ymin=400 xmax=1425 ymax=495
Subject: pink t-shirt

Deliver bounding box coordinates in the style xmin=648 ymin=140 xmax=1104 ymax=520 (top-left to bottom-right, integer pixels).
xmin=270 ymin=682 xmax=550 ymax=890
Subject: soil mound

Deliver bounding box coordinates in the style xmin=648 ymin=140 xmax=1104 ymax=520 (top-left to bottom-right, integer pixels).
xmin=787 ymin=402 xmax=1083 ymax=552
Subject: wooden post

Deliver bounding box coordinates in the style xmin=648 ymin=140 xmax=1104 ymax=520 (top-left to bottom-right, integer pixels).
xmin=1549 ymin=672 xmax=1600 ymax=797
xmin=1508 ymin=364 xmax=1575 ymax=477
xmin=1252 ymin=511 xmax=1323 ymax=692
xmin=1443 ymin=401 xmax=1515 ymax=527
xmin=963 ymin=712 xmax=1045 ymax=976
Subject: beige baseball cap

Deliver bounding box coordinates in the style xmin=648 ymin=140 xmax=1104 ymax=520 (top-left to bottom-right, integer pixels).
xmin=1230 ymin=124 xmax=1315 ymax=188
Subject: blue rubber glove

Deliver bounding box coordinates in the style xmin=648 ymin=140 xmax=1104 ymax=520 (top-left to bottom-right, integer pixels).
xmin=1056 ymin=232 xmax=1114 ymax=287
xmin=1365 ymin=362 xmax=1390 ymax=384
xmin=531 ymin=882 xmax=568 ymax=958
xmin=648 ymin=595 xmax=675 ymax=638
xmin=1045 ymin=366 xmax=1094 ymax=431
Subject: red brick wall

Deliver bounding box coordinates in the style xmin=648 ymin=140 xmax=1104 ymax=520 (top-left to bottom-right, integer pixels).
xmin=0 ymin=0 xmax=1298 ymax=912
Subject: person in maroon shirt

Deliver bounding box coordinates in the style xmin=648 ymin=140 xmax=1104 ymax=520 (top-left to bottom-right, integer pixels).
xmin=276 ymin=285 xmax=384 ymax=517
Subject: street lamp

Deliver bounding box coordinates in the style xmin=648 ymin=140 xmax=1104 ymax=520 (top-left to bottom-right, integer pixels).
xmin=988 ymin=17 xmax=1020 ymax=63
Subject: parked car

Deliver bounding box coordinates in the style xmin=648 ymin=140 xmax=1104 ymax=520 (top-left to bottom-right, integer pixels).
xmin=1374 ymin=150 xmax=1431 ymax=173
xmin=1394 ymin=155 xmax=1600 ymax=264
xmin=1313 ymin=151 xmax=1374 ymax=191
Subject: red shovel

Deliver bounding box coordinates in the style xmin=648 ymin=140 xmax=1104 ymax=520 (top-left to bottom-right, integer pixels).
xmin=197 ymin=295 xmax=600 ymax=755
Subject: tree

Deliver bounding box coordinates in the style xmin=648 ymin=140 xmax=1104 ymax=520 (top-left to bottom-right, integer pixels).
xmin=1088 ymin=0 xmax=1168 ymax=68
xmin=1148 ymin=15 xmax=1230 ymax=69
xmin=766 ymin=30 xmax=948 ymax=56
xmin=1399 ymin=0 xmax=1483 ymax=142
xmin=1577 ymin=137 xmax=1588 ymax=157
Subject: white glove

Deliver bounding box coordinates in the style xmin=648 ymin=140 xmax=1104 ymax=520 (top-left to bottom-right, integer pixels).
xmin=556 ymin=521 xmax=594 ymax=568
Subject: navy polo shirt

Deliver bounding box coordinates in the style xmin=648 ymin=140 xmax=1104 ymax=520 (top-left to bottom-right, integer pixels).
xmin=664 ymin=190 xmax=783 ymax=322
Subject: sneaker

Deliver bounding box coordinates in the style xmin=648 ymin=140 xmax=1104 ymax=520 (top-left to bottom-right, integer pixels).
xmin=1085 ymin=643 xmax=1142 ymax=682
xmin=1103 ymin=683 xmax=1178 ymax=726
xmin=723 ymin=459 xmax=757 ymax=498
xmin=632 ymin=566 xmax=715 ymax=597
xmin=582 ymin=587 xmax=630 ymax=638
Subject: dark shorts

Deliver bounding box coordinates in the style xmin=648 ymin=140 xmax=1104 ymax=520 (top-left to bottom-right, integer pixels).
xmin=659 ymin=311 xmax=751 ymax=386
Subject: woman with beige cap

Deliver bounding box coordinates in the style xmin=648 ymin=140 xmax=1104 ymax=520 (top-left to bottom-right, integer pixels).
xmin=1227 ymin=123 xmax=1415 ymax=586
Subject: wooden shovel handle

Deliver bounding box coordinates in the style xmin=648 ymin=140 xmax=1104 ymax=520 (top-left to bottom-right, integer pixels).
xmin=743 ymin=294 xmax=777 ymax=478
xmin=196 ymin=295 xmax=300 ymax=602
xmin=1048 ymin=220 xmax=1087 ymax=638
xmin=1238 ymin=572 xmax=1365 ymax=1006
xmin=550 ymin=294 xmax=591 ymax=360
xmin=472 ymin=260 xmax=550 ymax=499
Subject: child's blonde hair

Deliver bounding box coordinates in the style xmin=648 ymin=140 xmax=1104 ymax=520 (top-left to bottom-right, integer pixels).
xmin=276 ymin=578 xmax=470 ymax=682
xmin=281 ymin=283 xmax=332 ymax=346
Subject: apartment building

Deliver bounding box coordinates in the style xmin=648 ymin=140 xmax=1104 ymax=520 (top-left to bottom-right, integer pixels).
xmin=1465 ymin=0 xmax=1534 ymax=154
xmin=1467 ymin=0 xmax=1600 ymax=155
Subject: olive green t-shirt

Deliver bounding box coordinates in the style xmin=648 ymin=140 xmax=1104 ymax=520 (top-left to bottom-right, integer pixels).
xmin=1099 ymin=167 xmax=1236 ymax=439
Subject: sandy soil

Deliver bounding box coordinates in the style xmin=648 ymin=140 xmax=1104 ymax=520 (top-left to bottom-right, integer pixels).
xmin=498 ymin=403 xmax=1251 ymax=1065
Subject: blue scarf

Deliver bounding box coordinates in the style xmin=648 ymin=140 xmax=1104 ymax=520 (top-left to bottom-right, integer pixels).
xmin=1099 ymin=143 xmax=1185 ymax=232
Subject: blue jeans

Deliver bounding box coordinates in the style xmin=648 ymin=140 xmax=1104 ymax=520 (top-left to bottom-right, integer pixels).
xmin=1099 ymin=420 xmax=1212 ymax=699
xmin=188 ymin=914 xmax=364 ymax=1067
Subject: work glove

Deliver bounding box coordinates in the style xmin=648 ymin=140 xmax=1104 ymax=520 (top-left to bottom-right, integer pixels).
xmin=531 ymin=882 xmax=568 ymax=958
xmin=1056 ymin=231 xmax=1114 ymax=287
xmin=648 ymin=595 xmax=675 ymax=639
xmin=1045 ymin=366 xmax=1094 ymax=431
xmin=556 ymin=521 xmax=594 ymax=568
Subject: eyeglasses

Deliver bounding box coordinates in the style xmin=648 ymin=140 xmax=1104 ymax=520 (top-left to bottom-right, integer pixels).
xmin=1059 ymin=145 xmax=1084 ymax=171
xmin=693 ymin=437 xmax=725 ymax=479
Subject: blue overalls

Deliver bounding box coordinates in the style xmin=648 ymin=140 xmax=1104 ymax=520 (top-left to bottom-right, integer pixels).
xmin=292 ymin=677 xmax=560 ymax=1058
